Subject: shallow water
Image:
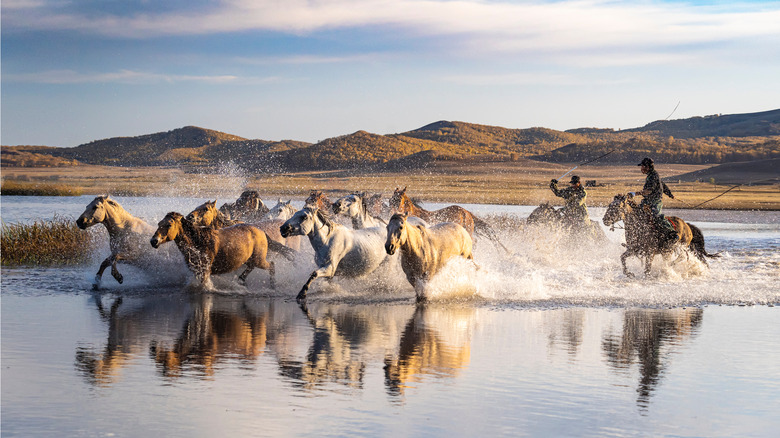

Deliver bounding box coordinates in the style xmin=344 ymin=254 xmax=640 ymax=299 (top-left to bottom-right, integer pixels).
xmin=2 ymin=196 xmax=779 ymax=437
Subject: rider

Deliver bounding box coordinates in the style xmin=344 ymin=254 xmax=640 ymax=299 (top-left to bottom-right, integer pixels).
xmin=630 ymin=157 xmax=677 ymax=247
xmin=549 ymin=175 xmax=590 ymax=229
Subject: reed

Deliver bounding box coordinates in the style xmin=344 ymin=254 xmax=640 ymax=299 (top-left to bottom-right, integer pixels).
xmin=0 ymin=180 xmax=84 ymax=196
xmin=1 ymin=216 xmax=97 ymax=266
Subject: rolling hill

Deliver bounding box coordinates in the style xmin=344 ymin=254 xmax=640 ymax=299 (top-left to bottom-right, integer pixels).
xmin=2 ymin=109 xmax=779 ymax=171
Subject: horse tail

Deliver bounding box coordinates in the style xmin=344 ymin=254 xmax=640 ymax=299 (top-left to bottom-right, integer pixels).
xmin=474 ymin=217 xmax=511 ymax=254
xmin=266 ymin=236 xmax=297 ymax=261
xmin=688 ymin=223 xmax=720 ymax=263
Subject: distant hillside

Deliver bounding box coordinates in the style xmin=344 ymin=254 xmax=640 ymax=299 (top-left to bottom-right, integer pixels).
xmin=672 ymin=158 xmax=780 ymax=185
xmin=2 ymin=109 xmax=779 ymax=170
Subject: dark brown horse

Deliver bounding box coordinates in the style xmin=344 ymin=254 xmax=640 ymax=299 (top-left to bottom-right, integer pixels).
xmin=602 ymin=194 xmax=718 ymax=277
xmin=150 ymin=212 xmax=276 ymax=288
xmin=526 ymin=202 xmax=608 ymax=243
xmin=219 ymin=190 xmax=269 ymax=222
xmin=304 ymin=190 xmax=334 ymax=211
xmin=389 ymin=187 xmax=509 ymax=253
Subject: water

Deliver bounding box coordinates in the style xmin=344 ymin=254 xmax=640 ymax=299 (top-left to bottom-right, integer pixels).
xmin=2 ymin=196 xmax=779 ymax=437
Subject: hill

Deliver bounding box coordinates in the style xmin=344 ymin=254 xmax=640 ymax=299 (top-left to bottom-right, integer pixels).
xmin=672 ymin=158 xmax=780 ymax=185
xmin=2 ymin=109 xmax=779 ymax=170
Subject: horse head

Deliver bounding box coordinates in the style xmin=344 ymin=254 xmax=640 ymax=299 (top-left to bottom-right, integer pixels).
xmin=186 ymin=200 xmax=219 ymax=227
xmin=602 ymin=194 xmax=632 ymax=227
xmin=385 ymin=212 xmax=410 ymax=255
xmin=389 ymin=187 xmax=407 ymax=211
xmin=77 ymin=195 xmax=119 ymax=229
xmin=151 ymin=212 xmax=184 ymax=248
xmin=280 ymin=206 xmax=318 ymax=238
xmin=333 ymin=192 xmax=366 ymax=216
xmin=305 ymin=190 xmax=331 ymax=210
xmin=267 ymin=199 xmax=295 ymax=220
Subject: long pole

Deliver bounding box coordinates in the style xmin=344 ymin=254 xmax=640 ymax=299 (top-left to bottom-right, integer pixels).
xmin=557 ymin=150 xmax=616 ymax=180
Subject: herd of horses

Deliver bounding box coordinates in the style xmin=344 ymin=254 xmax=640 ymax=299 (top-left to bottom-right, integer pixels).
xmin=76 ymin=188 xmax=719 ymax=301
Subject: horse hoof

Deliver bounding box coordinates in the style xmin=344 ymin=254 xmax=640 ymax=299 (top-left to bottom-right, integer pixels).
xmin=625 ymin=273 xmax=635 ymax=279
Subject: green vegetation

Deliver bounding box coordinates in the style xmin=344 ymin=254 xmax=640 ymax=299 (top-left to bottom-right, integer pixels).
xmin=1 ymin=217 xmax=97 ymax=266
xmin=1 ymin=180 xmax=84 ymax=196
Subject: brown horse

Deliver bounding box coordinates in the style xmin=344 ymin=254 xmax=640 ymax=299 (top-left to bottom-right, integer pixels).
xmin=526 ymin=202 xmax=608 ymax=243
xmin=304 ymin=190 xmax=334 ymax=211
xmin=389 ymin=187 xmax=509 ymax=253
xmin=602 ymin=194 xmax=718 ymax=277
xmin=218 ymin=190 xmax=270 ymax=222
xmin=150 ymin=212 xmax=275 ymax=288
xmin=187 ymin=200 xmax=300 ymax=254
xmin=385 ymin=213 xmax=478 ymax=302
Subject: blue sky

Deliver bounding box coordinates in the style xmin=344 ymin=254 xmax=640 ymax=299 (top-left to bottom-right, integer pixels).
xmin=2 ymin=0 xmax=779 ymax=147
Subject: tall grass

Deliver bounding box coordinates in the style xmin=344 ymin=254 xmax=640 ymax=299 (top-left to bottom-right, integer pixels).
xmin=1 ymin=180 xmax=84 ymax=196
xmin=1 ymin=216 xmax=97 ymax=266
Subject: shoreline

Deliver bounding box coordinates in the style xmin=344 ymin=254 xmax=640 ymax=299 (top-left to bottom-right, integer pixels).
xmin=2 ymin=163 xmax=779 ymax=211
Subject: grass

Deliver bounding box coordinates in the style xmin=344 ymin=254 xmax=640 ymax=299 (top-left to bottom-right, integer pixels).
xmin=1 ymin=180 xmax=84 ymax=196
xmin=1 ymin=216 xmax=98 ymax=266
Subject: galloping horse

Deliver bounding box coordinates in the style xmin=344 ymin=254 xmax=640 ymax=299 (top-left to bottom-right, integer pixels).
xmin=602 ymin=194 xmax=718 ymax=277
xmin=186 ymin=200 xmax=300 ymax=254
xmin=389 ymin=187 xmax=509 ymax=253
xmin=76 ymin=195 xmax=181 ymax=289
xmin=304 ymin=190 xmax=333 ymax=211
xmin=333 ymin=192 xmax=387 ymax=229
xmin=526 ymin=202 xmax=608 ymax=243
xmin=385 ymin=213 xmax=477 ymax=302
xmin=280 ymin=206 xmax=392 ymax=302
xmin=151 ymin=212 xmax=275 ymax=288
xmin=219 ymin=190 xmax=269 ymax=222
xmin=266 ymin=199 xmax=297 ymax=221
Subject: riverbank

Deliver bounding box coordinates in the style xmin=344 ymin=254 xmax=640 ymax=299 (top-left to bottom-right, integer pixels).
xmin=2 ymin=162 xmax=778 ymax=210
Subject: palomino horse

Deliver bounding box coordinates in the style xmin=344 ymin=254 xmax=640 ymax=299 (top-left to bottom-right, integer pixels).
xmin=385 ymin=213 xmax=477 ymax=302
xmin=150 ymin=212 xmax=276 ymax=288
xmin=280 ymin=206 xmax=392 ymax=302
xmin=76 ymin=195 xmax=182 ymax=289
xmin=389 ymin=187 xmax=509 ymax=253
xmin=602 ymin=194 xmax=718 ymax=277
xmin=187 ymin=200 xmax=300 ymax=254
xmin=266 ymin=199 xmax=297 ymax=221
xmin=526 ymin=203 xmax=608 ymax=243
xmin=219 ymin=190 xmax=269 ymax=222
xmin=332 ymin=192 xmax=387 ymax=229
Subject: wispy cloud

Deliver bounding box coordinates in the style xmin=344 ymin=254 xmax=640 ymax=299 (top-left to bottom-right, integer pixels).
xmin=1 ymin=69 xmax=278 ymax=84
xmin=4 ymin=0 xmax=779 ymax=56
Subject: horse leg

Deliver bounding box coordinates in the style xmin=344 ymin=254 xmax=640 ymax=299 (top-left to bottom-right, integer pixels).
xmin=297 ymin=272 xmax=318 ymax=302
xmin=110 ymin=255 xmax=124 ymax=284
xmin=620 ymin=251 xmax=635 ymax=278
xmin=237 ymin=265 xmax=254 ymax=285
xmin=94 ymin=256 xmax=114 ymax=289
xmin=644 ymin=254 xmax=653 ymax=277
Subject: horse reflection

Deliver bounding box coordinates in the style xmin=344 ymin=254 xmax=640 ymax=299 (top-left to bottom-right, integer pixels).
xmin=384 ymin=306 xmax=474 ymax=398
xmin=601 ymin=308 xmax=703 ymax=409
xmin=149 ymin=295 xmax=270 ymax=378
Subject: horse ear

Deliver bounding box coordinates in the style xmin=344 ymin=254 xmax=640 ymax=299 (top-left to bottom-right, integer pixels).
xmin=402 ymin=212 xmax=409 ymax=219
xmin=210 ymin=200 xmax=216 ymax=206
xmin=402 ymin=186 xmax=407 ymax=193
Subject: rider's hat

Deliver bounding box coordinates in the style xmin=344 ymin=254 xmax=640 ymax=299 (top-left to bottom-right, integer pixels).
xmin=638 ymin=157 xmax=654 ymax=167
xmin=569 ymin=175 xmax=581 ymax=184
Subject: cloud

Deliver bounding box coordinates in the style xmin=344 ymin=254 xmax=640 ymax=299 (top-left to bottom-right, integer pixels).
xmin=1 ymin=69 xmax=278 ymax=84
xmin=4 ymin=1 xmax=779 ymax=52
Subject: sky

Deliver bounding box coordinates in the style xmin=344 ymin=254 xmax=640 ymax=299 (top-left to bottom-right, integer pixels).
xmin=2 ymin=0 xmax=780 ymax=147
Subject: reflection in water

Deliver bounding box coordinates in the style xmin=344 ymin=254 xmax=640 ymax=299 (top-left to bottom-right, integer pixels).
xmin=74 ymin=295 xmax=129 ymax=387
xmin=601 ymin=308 xmax=703 ymax=410
xmin=384 ymin=306 xmax=474 ymax=398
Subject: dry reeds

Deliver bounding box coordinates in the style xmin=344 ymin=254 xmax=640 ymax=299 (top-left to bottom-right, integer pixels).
xmin=0 ymin=180 xmax=84 ymax=196
xmin=1 ymin=216 xmax=97 ymax=266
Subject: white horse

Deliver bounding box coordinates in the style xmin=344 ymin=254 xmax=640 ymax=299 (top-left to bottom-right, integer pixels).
xmin=280 ymin=206 xmax=393 ymax=302
xmin=332 ymin=192 xmax=388 ymax=229
xmin=385 ymin=213 xmax=477 ymax=302
xmin=76 ymin=195 xmax=182 ymax=289
xmin=265 ymin=199 xmax=297 ymax=221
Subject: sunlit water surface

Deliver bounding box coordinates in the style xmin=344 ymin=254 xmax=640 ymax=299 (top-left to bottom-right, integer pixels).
xmin=2 ymin=196 xmax=779 ymax=437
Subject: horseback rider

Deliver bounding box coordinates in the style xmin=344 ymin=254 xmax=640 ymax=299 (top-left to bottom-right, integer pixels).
xmin=549 ymin=175 xmax=590 ymax=229
xmin=630 ymin=157 xmax=678 ymax=247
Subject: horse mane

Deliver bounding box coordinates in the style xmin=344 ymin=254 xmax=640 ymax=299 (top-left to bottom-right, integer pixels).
xmin=313 ymin=207 xmax=337 ymax=230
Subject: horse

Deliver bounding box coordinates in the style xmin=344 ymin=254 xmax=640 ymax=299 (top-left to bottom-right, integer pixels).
xmin=218 ymin=190 xmax=270 ymax=222
xmin=76 ymin=195 xmax=182 ymax=289
xmin=186 ymin=200 xmax=300 ymax=254
xmin=602 ymin=194 xmax=718 ymax=278
xmin=332 ymin=192 xmax=388 ymax=229
xmin=150 ymin=212 xmax=275 ymax=288
xmin=389 ymin=187 xmax=510 ymax=253
xmin=280 ymin=206 xmax=393 ymax=302
xmin=385 ymin=213 xmax=478 ymax=302
xmin=266 ymin=199 xmax=297 ymax=221
xmin=526 ymin=202 xmax=608 ymax=243
xmin=304 ymin=190 xmax=333 ymax=211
